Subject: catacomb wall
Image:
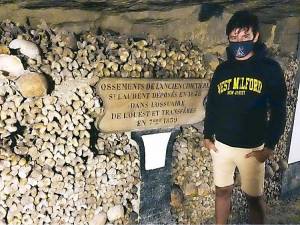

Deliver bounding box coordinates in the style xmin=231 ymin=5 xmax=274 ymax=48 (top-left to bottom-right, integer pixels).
xmin=0 ymin=7 xmax=299 ymax=225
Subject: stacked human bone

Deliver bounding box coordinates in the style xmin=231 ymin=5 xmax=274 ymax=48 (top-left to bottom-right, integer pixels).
xmin=0 ymin=19 xmax=297 ymax=224
xmin=0 ymin=19 xmax=208 ymax=225
xmin=0 ymin=72 xmax=140 ymax=224
xmin=171 ymin=126 xmax=215 ymax=224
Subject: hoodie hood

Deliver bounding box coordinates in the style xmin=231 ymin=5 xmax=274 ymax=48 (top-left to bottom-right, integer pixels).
xmin=226 ymin=42 xmax=268 ymax=61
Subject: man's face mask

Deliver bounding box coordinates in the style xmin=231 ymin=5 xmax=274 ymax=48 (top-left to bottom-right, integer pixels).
xmin=229 ymin=39 xmax=254 ymax=58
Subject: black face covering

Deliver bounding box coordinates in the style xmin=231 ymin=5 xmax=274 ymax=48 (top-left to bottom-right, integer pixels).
xmin=228 ymin=39 xmax=255 ymax=58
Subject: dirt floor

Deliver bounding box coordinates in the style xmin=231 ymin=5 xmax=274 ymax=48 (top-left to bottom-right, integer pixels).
xmin=266 ymin=195 xmax=300 ymax=224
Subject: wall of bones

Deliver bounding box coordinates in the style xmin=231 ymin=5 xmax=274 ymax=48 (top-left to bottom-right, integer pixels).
xmin=0 ymin=19 xmax=299 ymax=224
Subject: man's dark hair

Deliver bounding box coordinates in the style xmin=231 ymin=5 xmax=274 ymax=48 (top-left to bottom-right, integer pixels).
xmin=226 ymin=10 xmax=259 ymax=36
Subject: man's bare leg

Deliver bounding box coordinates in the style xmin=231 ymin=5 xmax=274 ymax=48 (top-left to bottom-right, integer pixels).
xmin=215 ymin=185 xmax=234 ymax=224
xmin=245 ymin=194 xmax=266 ymax=224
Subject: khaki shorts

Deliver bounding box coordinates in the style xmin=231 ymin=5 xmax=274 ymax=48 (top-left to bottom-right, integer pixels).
xmin=210 ymin=139 xmax=265 ymax=197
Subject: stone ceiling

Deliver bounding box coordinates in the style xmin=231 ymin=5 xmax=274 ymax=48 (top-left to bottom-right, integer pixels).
xmin=1 ymin=0 xmax=300 ymax=23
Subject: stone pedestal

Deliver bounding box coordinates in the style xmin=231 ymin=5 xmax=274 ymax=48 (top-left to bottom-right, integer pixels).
xmin=281 ymin=36 xmax=300 ymax=198
xmin=131 ymin=128 xmax=180 ymax=224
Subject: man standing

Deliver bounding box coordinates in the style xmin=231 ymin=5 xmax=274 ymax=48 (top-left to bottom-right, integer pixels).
xmin=203 ymin=10 xmax=287 ymax=224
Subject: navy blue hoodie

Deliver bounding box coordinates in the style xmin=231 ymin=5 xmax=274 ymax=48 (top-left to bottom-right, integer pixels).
xmin=203 ymin=43 xmax=287 ymax=150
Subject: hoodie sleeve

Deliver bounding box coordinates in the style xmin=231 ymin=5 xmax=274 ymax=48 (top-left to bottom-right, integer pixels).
xmin=265 ymin=62 xmax=287 ymax=150
xmin=203 ymin=66 xmax=220 ymax=141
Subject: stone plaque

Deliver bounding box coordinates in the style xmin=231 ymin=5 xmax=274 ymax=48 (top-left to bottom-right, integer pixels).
xmin=96 ymin=78 xmax=209 ymax=132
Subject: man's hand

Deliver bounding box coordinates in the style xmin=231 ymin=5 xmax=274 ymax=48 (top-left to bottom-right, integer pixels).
xmin=245 ymin=147 xmax=274 ymax=163
xmin=203 ymin=138 xmax=218 ymax=152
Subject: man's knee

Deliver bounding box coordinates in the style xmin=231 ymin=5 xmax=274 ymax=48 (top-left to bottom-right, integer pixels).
xmin=215 ymin=185 xmax=234 ymax=198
